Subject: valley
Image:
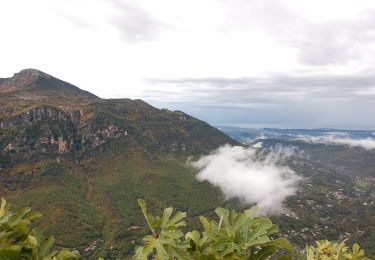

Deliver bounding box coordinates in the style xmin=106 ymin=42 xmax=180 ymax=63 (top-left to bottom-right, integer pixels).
xmin=1 ymin=69 xmax=374 ymax=258
xmin=221 ymin=127 xmax=375 ymax=257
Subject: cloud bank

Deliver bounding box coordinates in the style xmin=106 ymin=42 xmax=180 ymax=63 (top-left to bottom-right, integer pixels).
xmin=295 ymin=133 xmax=375 ymax=150
xmin=190 ymin=145 xmax=301 ymax=214
xmin=2 ymin=0 xmax=375 ymax=128
xmin=146 ymin=74 xmax=375 ymax=129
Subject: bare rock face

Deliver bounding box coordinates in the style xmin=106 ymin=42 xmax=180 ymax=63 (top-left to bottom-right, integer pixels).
xmin=0 ymin=68 xmax=237 ymax=170
xmin=14 ymin=68 xmax=51 ymax=80
xmin=57 ymin=137 xmax=67 ymax=154
xmin=0 ymin=69 xmax=49 ymax=93
xmin=0 ymin=104 xmax=127 ymax=169
xmin=0 ymin=106 xmax=72 ymax=128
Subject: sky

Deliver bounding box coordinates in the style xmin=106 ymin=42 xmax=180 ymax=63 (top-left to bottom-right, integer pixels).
xmin=1 ymin=0 xmax=375 ymax=129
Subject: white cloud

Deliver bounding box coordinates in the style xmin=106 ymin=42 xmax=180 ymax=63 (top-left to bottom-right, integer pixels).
xmin=190 ymin=145 xmax=301 ymax=214
xmin=253 ymin=142 xmax=263 ymax=148
xmin=240 ymin=134 xmax=267 ymax=145
xmin=295 ymin=134 xmax=375 ymax=150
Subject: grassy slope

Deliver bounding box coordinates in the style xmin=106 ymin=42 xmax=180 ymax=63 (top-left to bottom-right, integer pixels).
xmin=1 ymin=141 xmax=232 ymax=258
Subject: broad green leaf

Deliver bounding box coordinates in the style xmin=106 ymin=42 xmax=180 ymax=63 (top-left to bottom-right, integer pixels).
xmin=26 ymin=235 xmax=38 ymax=249
xmin=199 ymin=216 xmax=211 ymax=232
xmin=267 ymin=224 xmax=279 ymax=235
xmin=232 ymin=214 xmax=249 ymax=233
xmin=138 ymin=199 xmax=156 ymax=235
xmin=215 ymin=208 xmax=230 ymax=228
xmin=169 ymin=244 xmax=191 ymax=260
xmin=40 ymin=236 xmax=55 ymax=257
xmin=161 ymin=207 xmax=173 ymax=228
xmin=166 ymin=211 xmax=187 ymax=229
xmin=218 ymin=242 xmax=242 ymax=257
xmin=133 ymin=244 xmax=155 ymax=260
xmin=151 ymin=238 xmax=169 ymax=260
xmin=54 ymin=249 xmax=80 ymax=260
xmin=185 ymin=230 xmax=201 ymax=244
xmin=10 ymin=207 xmax=31 ymax=226
xmin=244 ymin=236 xmax=270 ymax=248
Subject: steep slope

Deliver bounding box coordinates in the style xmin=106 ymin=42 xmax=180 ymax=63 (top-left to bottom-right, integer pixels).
xmin=0 ymin=69 xmax=238 ymax=258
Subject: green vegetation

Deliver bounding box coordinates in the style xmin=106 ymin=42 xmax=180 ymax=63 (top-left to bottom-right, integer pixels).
xmin=1 ymin=155 xmax=232 ymax=258
xmin=0 ymin=198 xmax=79 ymax=259
xmin=135 ymin=199 xmax=295 ymax=259
xmin=1 ymin=70 xmax=374 ymax=258
xmin=306 ymin=240 xmax=368 ymax=260
xmin=247 ymin=139 xmax=375 ymax=257
xmin=133 ymin=200 xmax=370 ymax=260
xmin=1 ymin=197 xmax=370 ymax=260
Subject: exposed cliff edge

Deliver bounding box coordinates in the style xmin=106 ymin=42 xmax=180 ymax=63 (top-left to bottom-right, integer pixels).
xmin=0 ymin=69 xmax=236 ymax=165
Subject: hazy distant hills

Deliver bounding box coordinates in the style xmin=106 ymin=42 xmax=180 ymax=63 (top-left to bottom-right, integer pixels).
xmin=0 ymin=69 xmax=238 ymax=258
xmin=220 ymin=126 xmax=375 ymax=142
xmin=221 ymin=126 xmax=375 ymax=256
xmin=221 ymin=126 xmax=375 ymax=177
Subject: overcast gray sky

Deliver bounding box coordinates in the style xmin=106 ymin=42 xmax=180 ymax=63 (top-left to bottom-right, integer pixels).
xmin=1 ymin=0 xmax=375 ymax=129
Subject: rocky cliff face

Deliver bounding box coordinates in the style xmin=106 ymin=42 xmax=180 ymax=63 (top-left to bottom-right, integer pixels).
xmin=0 ymin=69 xmax=237 ymax=169
xmin=0 ymin=106 xmax=128 ymax=170
xmin=0 ymin=69 xmax=238 ymax=258
xmin=0 ymin=106 xmax=73 ymax=128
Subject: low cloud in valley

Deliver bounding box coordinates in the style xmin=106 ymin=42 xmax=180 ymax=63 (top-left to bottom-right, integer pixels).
xmin=295 ymin=133 xmax=375 ymax=150
xmin=190 ymin=145 xmax=301 ymax=214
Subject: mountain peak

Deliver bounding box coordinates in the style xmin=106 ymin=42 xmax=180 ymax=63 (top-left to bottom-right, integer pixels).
xmin=0 ymin=68 xmax=51 ymax=92
xmin=0 ymin=68 xmax=51 ymax=84
xmin=13 ymin=68 xmax=51 ymax=80
xmin=0 ymin=68 xmax=97 ymax=99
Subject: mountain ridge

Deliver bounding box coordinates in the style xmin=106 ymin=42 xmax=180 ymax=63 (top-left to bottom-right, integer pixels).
xmin=0 ymin=69 xmax=239 ymax=258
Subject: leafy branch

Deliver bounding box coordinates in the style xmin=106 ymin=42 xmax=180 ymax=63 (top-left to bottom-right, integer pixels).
xmin=0 ymin=198 xmax=80 ymax=260
xmin=134 ymin=200 xmax=370 ymax=260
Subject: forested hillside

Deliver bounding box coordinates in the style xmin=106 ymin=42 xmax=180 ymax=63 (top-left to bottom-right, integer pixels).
xmin=0 ymin=69 xmax=238 ymax=258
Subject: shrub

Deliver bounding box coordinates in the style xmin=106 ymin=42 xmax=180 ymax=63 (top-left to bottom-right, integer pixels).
xmin=134 ymin=199 xmax=295 ymax=259
xmin=306 ymin=240 xmax=369 ymax=260
xmin=134 ymin=200 xmax=370 ymax=260
xmin=0 ymin=197 xmax=370 ymax=260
